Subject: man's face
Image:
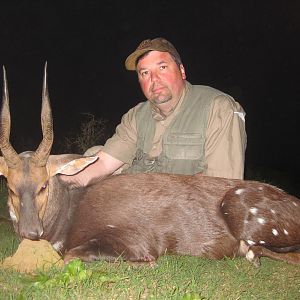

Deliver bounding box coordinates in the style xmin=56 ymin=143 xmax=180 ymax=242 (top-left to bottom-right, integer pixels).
xmin=136 ymin=51 xmax=186 ymax=108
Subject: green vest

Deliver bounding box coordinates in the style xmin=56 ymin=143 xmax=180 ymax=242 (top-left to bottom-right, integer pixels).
xmin=124 ymin=83 xmax=224 ymax=175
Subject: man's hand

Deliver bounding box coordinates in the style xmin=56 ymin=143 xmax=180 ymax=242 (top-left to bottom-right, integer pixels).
xmin=59 ymin=172 xmax=89 ymax=188
xmin=59 ymin=151 xmax=125 ymax=188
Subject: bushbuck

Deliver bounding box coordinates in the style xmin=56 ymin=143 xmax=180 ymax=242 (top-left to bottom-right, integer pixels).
xmin=1 ymin=65 xmax=300 ymax=267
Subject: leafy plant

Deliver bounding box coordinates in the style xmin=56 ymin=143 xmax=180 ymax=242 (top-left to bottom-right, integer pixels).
xmin=59 ymin=113 xmax=108 ymax=154
xmin=31 ymin=259 xmax=125 ymax=289
xmin=32 ymin=259 xmax=91 ymax=288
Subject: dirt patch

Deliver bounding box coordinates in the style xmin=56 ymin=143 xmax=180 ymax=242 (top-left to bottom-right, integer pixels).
xmin=1 ymin=239 xmax=64 ymax=273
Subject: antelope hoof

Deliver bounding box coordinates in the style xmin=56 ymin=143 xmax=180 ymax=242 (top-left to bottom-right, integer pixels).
xmin=246 ymin=249 xmax=261 ymax=267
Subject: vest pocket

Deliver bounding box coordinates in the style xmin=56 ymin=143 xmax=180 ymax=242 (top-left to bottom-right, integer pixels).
xmin=164 ymin=133 xmax=204 ymax=160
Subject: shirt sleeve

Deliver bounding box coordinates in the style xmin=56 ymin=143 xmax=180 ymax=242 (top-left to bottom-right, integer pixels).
xmin=204 ymin=95 xmax=247 ymax=179
xmin=102 ymin=103 xmax=142 ymax=164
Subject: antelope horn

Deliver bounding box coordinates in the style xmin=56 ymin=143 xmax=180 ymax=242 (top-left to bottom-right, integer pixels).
xmin=32 ymin=62 xmax=54 ymax=166
xmin=0 ymin=66 xmax=21 ymax=167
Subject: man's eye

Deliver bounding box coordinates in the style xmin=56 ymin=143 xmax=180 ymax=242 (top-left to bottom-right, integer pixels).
xmin=141 ymin=71 xmax=149 ymax=77
xmin=160 ymin=65 xmax=167 ymax=70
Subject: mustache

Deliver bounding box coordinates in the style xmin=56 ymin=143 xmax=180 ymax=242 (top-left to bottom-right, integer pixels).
xmin=150 ymin=83 xmax=166 ymax=93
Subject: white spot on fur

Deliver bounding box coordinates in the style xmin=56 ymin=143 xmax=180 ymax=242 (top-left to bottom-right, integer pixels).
xmin=257 ymin=217 xmax=266 ymax=225
xmin=244 ymin=220 xmax=249 ymax=224
xmin=259 ymin=240 xmax=266 ymax=244
xmin=246 ymin=250 xmax=255 ymax=261
xmin=258 ymin=186 xmax=263 ymax=191
xmin=270 ymin=209 xmax=276 ymax=214
xmin=247 ymin=240 xmax=256 ymax=245
xmin=52 ymin=240 xmax=64 ymax=251
xmin=224 ymin=212 xmax=229 ymax=215
xmin=272 ymin=229 xmax=279 ymax=236
xmin=9 ymin=210 xmax=17 ymax=222
xmin=107 ymin=224 xmax=116 ymax=228
xmin=221 ymin=202 xmax=225 ymax=207
xmin=249 ymin=207 xmax=258 ymax=215
xmin=235 ymin=188 xmax=244 ymax=195
xmin=284 ymin=229 xmax=289 ymax=235
xmin=293 ymin=202 xmax=298 ymax=207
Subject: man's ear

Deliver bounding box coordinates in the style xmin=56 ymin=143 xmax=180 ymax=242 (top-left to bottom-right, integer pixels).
xmin=180 ymin=64 xmax=186 ymax=80
xmin=47 ymin=155 xmax=98 ymax=176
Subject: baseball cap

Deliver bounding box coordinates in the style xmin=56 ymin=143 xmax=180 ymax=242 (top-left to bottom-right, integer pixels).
xmin=125 ymin=37 xmax=182 ymax=71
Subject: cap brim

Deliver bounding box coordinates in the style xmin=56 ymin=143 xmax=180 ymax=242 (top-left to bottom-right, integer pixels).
xmin=125 ymin=49 xmax=152 ymax=71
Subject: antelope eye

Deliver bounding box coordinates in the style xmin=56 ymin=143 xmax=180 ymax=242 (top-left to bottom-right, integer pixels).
xmin=41 ymin=182 xmax=48 ymax=190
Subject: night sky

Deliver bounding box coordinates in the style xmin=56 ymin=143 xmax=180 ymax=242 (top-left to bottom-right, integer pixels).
xmin=0 ymin=1 xmax=299 ymax=195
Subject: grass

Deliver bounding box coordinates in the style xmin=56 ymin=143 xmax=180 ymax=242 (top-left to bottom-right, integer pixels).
xmin=0 ymin=187 xmax=300 ymax=299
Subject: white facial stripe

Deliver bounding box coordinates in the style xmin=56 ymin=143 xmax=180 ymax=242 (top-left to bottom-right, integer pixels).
xmin=9 ymin=209 xmax=17 ymax=222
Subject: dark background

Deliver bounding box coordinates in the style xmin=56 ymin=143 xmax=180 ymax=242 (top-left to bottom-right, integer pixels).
xmin=0 ymin=1 xmax=299 ymax=195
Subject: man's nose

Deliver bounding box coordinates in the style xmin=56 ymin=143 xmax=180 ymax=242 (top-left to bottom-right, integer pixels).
xmin=150 ymin=71 xmax=160 ymax=82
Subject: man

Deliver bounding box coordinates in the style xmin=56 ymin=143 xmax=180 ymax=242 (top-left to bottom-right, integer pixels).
xmin=61 ymin=37 xmax=246 ymax=187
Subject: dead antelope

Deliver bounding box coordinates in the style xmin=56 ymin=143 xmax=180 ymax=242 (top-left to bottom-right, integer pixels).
xmin=1 ymin=65 xmax=300 ymax=267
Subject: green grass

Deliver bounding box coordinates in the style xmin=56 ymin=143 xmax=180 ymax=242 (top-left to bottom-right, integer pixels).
xmin=0 ymin=189 xmax=300 ymax=299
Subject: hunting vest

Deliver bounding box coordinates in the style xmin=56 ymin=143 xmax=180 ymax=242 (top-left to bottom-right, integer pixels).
xmin=124 ymin=83 xmax=224 ymax=175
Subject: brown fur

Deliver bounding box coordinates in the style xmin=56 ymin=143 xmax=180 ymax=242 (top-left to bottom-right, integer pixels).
xmin=61 ymin=173 xmax=300 ymax=266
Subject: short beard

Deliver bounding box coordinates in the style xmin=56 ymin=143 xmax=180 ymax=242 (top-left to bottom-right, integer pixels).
xmin=149 ymin=93 xmax=172 ymax=105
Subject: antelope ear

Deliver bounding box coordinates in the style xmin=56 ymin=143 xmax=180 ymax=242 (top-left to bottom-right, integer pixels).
xmin=0 ymin=157 xmax=8 ymax=177
xmin=47 ymin=154 xmax=98 ymax=176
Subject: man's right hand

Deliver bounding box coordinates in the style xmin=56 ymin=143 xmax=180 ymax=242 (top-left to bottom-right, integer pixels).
xmin=59 ymin=151 xmax=125 ymax=188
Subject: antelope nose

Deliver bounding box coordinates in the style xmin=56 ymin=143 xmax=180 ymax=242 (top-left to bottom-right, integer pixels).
xmin=25 ymin=229 xmax=44 ymax=240
xmin=28 ymin=231 xmax=42 ymax=240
